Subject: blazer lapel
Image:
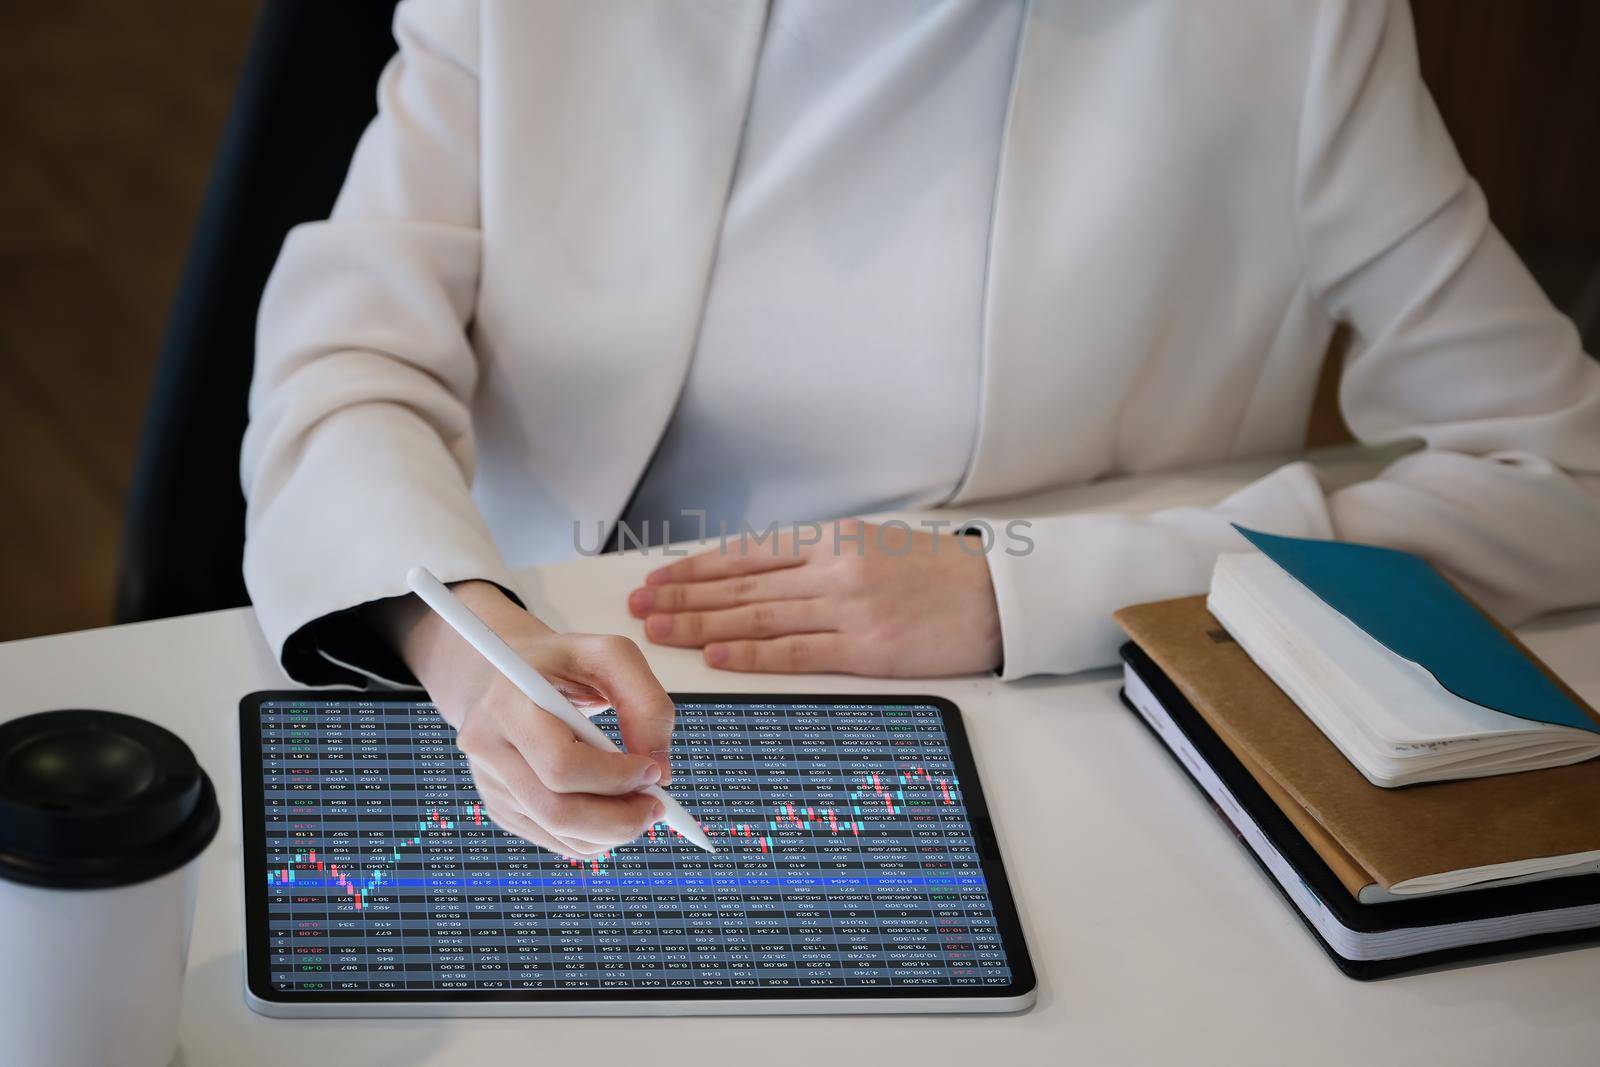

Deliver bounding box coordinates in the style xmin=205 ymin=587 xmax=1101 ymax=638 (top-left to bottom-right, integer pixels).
xmin=953 ymin=0 xmax=1151 ymax=505
xmin=473 ymin=1 xmax=770 ymax=553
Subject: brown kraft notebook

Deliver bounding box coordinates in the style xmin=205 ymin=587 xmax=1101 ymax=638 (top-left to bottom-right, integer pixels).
xmin=1114 ymin=596 xmax=1600 ymax=898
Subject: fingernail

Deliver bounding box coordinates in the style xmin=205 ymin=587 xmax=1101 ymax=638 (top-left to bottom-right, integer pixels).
xmin=646 ymin=614 xmax=673 ymax=639
xmin=650 ymin=799 xmax=667 ymax=823
xmin=637 ymin=761 xmax=662 ymax=787
xmin=650 ymin=748 xmax=673 ymax=785
xmin=645 ymin=569 xmax=671 ymax=586
xmin=706 ymin=644 xmax=729 ymax=667
xmin=628 ymin=588 xmax=653 ymax=615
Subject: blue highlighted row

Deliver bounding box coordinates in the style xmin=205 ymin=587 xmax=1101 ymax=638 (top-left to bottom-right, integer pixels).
xmin=270 ymin=874 xmax=988 ymax=891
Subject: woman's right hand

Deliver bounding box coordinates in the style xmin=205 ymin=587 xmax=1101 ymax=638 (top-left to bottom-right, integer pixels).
xmin=372 ymin=581 xmax=677 ymax=858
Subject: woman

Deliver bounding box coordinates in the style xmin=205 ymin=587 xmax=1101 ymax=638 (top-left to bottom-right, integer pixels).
xmin=243 ymin=0 xmax=1600 ymax=859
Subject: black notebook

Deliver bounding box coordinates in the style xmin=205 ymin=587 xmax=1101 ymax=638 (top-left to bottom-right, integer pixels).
xmin=1119 ymin=641 xmax=1600 ymax=980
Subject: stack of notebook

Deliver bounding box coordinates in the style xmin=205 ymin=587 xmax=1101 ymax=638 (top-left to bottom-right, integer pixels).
xmin=1113 ymin=529 xmax=1600 ymax=979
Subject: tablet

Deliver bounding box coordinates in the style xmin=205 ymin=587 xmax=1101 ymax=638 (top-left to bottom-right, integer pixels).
xmin=239 ymin=691 xmax=1035 ymax=1016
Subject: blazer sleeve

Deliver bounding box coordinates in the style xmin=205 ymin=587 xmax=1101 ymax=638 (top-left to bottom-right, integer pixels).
xmin=982 ymin=0 xmax=1600 ymax=679
xmin=241 ymin=0 xmax=518 ymax=684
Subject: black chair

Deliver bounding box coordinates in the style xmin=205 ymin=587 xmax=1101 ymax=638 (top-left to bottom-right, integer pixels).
xmin=115 ymin=0 xmax=400 ymax=624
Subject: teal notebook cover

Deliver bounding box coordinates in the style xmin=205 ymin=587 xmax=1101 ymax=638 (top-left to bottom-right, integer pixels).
xmin=1232 ymin=526 xmax=1600 ymax=736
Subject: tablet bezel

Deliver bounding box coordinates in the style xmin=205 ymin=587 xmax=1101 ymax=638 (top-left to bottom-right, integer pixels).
xmin=239 ymin=690 xmax=1036 ymax=1015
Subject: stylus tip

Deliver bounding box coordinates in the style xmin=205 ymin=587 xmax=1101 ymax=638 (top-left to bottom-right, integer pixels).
xmin=682 ymin=826 xmax=717 ymax=853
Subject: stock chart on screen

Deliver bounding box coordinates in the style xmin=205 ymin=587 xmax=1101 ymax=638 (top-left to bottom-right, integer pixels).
xmin=258 ymin=698 xmax=1013 ymax=992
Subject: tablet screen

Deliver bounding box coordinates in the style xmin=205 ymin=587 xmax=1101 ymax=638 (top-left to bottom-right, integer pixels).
xmin=243 ymin=694 xmax=1031 ymax=1004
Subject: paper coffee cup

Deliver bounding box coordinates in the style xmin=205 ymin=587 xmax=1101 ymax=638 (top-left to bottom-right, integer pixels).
xmin=0 ymin=709 xmax=220 ymax=1067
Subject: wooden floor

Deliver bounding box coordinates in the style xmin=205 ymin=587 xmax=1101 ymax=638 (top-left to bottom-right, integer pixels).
xmin=0 ymin=2 xmax=1594 ymax=644
xmin=0 ymin=0 xmax=257 ymax=641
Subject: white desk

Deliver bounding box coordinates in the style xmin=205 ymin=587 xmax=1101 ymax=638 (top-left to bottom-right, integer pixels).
xmin=4 ymin=455 xmax=1598 ymax=1066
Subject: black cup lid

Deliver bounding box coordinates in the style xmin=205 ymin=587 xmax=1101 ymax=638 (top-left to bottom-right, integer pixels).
xmin=0 ymin=710 xmax=220 ymax=889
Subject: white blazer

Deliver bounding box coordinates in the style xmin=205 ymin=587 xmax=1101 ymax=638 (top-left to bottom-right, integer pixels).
xmin=244 ymin=0 xmax=1600 ymax=682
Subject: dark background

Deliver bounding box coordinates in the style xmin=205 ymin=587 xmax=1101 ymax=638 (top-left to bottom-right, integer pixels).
xmin=2 ymin=1 xmax=1597 ymax=642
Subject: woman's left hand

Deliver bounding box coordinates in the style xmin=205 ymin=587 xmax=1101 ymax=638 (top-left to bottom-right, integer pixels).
xmin=626 ymin=519 xmax=1002 ymax=676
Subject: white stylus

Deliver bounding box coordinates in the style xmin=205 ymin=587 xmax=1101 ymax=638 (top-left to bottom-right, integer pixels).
xmin=406 ymin=565 xmax=716 ymax=853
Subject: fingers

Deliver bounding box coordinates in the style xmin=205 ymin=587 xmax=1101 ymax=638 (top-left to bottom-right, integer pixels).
xmin=644 ymin=537 xmax=808 ymax=587
xmin=628 ymin=566 xmax=813 ymax=618
xmin=563 ymin=634 xmax=677 ymax=782
xmin=471 ymin=766 xmax=609 ymax=857
xmin=475 ymin=739 xmax=665 ymax=843
xmin=644 ymin=599 xmax=833 ymax=648
xmin=501 ymin=689 xmax=663 ymax=796
xmin=704 ymin=632 xmax=852 ymax=674
xmin=434 ymin=606 xmax=684 ymax=851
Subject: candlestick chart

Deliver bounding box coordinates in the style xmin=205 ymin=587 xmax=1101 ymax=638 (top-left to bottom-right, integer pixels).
xmin=257 ymin=698 xmax=1009 ymax=992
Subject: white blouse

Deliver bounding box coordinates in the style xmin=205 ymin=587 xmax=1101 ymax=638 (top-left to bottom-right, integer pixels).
xmin=624 ymin=0 xmax=1024 ymax=538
